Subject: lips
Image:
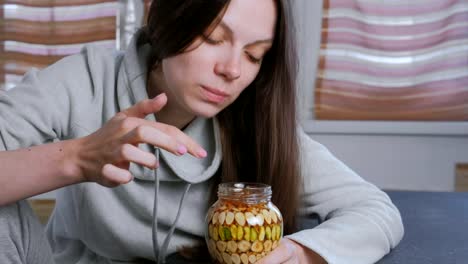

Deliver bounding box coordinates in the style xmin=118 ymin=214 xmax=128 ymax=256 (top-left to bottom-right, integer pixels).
xmin=201 ymin=85 xmax=229 ymax=104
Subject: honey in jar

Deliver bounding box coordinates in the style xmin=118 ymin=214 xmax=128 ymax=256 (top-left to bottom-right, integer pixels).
xmin=205 ymin=182 xmax=283 ymax=264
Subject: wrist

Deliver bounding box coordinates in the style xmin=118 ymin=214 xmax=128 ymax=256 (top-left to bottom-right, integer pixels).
xmin=286 ymin=238 xmax=327 ymax=264
xmin=60 ymin=138 xmax=87 ymax=184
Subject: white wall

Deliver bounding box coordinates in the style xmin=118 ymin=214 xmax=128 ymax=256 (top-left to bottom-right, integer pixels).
xmin=308 ymin=134 xmax=468 ymax=191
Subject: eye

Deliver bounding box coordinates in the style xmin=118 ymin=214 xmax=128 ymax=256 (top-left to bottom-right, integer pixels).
xmin=202 ymin=35 xmax=224 ymax=45
xmin=246 ymin=52 xmax=262 ymax=64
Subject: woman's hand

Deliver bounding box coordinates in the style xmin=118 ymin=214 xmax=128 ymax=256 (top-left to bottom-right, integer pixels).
xmin=257 ymin=238 xmax=327 ymax=264
xmin=72 ymin=93 xmax=206 ymax=187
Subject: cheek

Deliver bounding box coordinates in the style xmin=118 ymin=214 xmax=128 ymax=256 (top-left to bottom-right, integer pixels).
xmin=237 ymin=65 xmax=261 ymax=92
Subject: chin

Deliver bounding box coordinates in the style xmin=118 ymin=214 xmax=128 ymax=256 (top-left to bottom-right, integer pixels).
xmin=189 ymin=102 xmax=225 ymax=118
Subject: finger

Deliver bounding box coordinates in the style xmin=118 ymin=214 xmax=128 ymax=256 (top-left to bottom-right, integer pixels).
xmin=121 ymin=119 xmax=207 ymax=158
xmin=257 ymin=239 xmax=295 ymax=264
xmin=122 ymin=125 xmax=189 ymax=157
xmin=120 ymin=93 xmax=167 ymax=119
xmin=101 ymin=164 xmax=133 ymax=186
xmin=118 ymin=144 xmax=159 ymax=169
xmin=152 ymin=122 xmax=207 ymax=158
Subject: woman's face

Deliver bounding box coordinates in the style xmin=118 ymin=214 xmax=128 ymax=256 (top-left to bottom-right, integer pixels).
xmin=157 ymin=0 xmax=276 ymax=119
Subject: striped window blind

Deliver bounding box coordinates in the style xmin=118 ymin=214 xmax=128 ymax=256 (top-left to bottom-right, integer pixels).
xmin=0 ymin=0 xmax=118 ymax=90
xmin=315 ymin=0 xmax=468 ymax=121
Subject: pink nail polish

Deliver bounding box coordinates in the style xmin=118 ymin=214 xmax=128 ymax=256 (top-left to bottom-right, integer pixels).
xmin=177 ymin=145 xmax=187 ymax=155
xmin=198 ymin=149 xmax=207 ymax=158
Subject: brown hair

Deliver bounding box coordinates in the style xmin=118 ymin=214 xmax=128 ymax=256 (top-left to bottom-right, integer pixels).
xmin=140 ymin=0 xmax=301 ymax=259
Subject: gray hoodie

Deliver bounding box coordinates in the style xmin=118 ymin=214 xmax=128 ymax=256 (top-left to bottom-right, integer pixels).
xmin=0 ymin=31 xmax=403 ymax=264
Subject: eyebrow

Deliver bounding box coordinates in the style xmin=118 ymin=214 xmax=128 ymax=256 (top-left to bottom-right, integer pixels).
xmin=219 ymin=21 xmax=273 ymax=47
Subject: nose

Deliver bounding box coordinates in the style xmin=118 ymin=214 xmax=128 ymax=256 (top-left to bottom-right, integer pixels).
xmin=214 ymin=52 xmax=241 ymax=81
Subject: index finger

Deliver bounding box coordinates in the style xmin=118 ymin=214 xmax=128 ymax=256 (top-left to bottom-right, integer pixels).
xmin=121 ymin=93 xmax=167 ymax=119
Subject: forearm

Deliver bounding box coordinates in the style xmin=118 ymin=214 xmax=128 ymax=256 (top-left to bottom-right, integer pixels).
xmin=0 ymin=139 xmax=83 ymax=206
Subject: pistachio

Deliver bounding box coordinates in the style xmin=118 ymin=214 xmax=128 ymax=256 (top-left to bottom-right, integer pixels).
xmin=230 ymin=225 xmax=238 ymax=240
xmin=235 ymin=212 xmax=246 ymax=226
xmin=227 ymin=241 xmax=238 ymax=253
xmin=231 ymin=253 xmax=241 ymax=264
xmin=219 ymin=211 xmax=226 ymax=225
xmin=250 ymin=227 xmax=258 ymax=242
xmin=240 ymin=253 xmax=249 ymax=264
xmin=243 ymin=226 xmax=250 ymax=241
xmin=224 ymin=227 xmax=233 ymax=240
xmin=219 ymin=226 xmax=226 ymax=241
xmin=276 ymin=225 xmax=282 ymax=240
xmin=237 ymin=240 xmax=251 ymax=252
xmin=251 ymin=241 xmax=264 ymax=253
xmin=208 ymin=224 xmax=213 ymax=240
xmin=226 ymin=211 xmax=235 ymax=225
xmin=216 ymin=241 xmax=227 ymax=252
xmin=237 ymin=225 xmax=244 ymax=240
xmin=271 ymin=225 xmax=276 ymax=241
xmin=258 ymin=226 xmax=265 ymax=241
xmin=213 ymin=226 xmax=219 ymax=241
xmin=265 ymin=226 xmax=272 ymax=240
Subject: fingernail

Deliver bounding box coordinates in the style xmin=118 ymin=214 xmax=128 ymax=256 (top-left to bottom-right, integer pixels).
xmin=177 ymin=145 xmax=187 ymax=155
xmin=198 ymin=149 xmax=207 ymax=158
xmin=155 ymin=93 xmax=165 ymax=99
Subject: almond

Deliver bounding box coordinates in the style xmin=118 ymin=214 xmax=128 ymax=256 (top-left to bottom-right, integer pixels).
xmin=251 ymin=241 xmax=263 ymax=253
xmin=213 ymin=212 xmax=219 ymax=225
xmin=223 ymin=252 xmax=232 ymax=264
xmin=231 ymin=253 xmax=241 ymax=264
xmin=227 ymin=241 xmax=238 ymax=253
xmin=240 ymin=253 xmax=249 ymax=264
xmin=219 ymin=211 xmax=226 ymax=225
xmin=248 ymin=254 xmax=256 ymax=263
xmin=256 ymin=214 xmax=264 ymax=226
xmin=215 ymin=250 xmax=223 ymax=263
xmin=264 ymin=240 xmax=272 ymax=252
xmin=270 ymin=210 xmax=278 ymax=224
xmin=272 ymin=240 xmax=278 ymax=250
xmin=226 ymin=211 xmax=235 ymax=225
xmin=216 ymin=241 xmax=227 ymax=252
xmin=235 ymin=212 xmax=246 ymax=226
xmin=237 ymin=240 xmax=251 ymax=252
xmin=262 ymin=209 xmax=271 ymax=224
xmin=245 ymin=212 xmax=256 ymax=226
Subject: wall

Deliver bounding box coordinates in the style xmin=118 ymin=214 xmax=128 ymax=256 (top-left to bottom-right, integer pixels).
xmin=293 ymin=0 xmax=468 ymax=191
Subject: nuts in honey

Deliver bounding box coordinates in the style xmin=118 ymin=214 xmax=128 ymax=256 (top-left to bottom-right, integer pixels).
xmin=205 ymin=183 xmax=283 ymax=264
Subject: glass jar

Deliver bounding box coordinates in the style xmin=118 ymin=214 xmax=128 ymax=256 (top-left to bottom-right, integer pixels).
xmin=205 ymin=182 xmax=283 ymax=264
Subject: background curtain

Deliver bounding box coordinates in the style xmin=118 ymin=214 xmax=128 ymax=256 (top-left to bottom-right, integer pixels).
xmin=315 ymin=0 xmax=468 ymax=121
xmin=0 ymin=0 xmax=118 ymax=90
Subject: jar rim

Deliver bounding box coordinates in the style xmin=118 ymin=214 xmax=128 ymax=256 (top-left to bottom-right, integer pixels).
xmin=217 ymin=182 xmax=272 ymax=202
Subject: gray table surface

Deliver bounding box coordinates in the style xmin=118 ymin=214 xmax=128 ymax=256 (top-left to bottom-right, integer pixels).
xmin=164 ymin=191 xmax=468 ymax=264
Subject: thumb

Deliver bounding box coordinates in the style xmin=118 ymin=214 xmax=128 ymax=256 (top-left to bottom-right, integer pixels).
xmin=120 ymin=93 xmax=167 ymax=119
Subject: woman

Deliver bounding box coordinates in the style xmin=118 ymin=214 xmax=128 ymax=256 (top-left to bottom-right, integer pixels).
xmin=0 ymin=0 xmax=403 ymax=263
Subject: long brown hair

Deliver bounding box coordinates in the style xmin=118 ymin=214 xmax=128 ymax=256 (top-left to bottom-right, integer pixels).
xmin=140 ymin=0 xmax=301 ymax=256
